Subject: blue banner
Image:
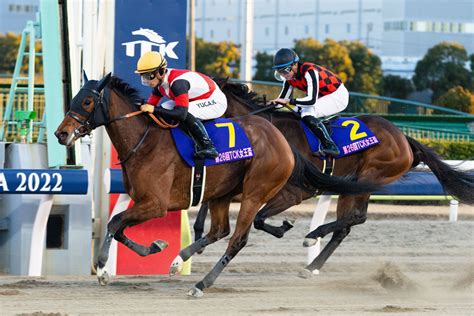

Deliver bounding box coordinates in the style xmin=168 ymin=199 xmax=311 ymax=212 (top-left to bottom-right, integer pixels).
xmin=0 ymin=169 xmax=88 ymax=194
xmin=114 ymin=0 xmax=188 ymax=98
xmin=105 ymin=168 xmax=126 ymax=194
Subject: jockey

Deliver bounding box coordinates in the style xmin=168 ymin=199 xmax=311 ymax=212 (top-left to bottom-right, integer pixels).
xmin=270 ymin=48 xmax=349 ymax=157
xmin=136 ymin=51 xmax=228 ymax=159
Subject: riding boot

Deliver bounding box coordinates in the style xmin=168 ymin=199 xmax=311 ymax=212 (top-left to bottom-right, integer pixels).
xmin=302 ymin=115 xmax=340 ymax=157
xmin=184 ymin=114 xmax=219 ymax=159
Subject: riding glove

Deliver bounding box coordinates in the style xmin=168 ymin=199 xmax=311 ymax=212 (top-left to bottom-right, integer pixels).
xmin=140 ymin=104 xmax=155 ymax=113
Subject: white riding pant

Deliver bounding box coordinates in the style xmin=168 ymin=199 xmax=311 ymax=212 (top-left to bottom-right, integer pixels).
xmin=161 ymin=86 xmax=228 ymax=120
xmin=299 ymin=83 xmax=349 ymax=118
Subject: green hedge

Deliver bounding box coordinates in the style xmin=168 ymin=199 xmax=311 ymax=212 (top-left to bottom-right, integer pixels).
xmin=418 ymin=140 xmax=474 ymax=160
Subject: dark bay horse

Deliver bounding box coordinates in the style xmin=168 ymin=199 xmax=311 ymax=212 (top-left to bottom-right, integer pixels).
xmin=54 ymin=73 xmax=376 ymax=296
xmin=194 ymin=79 xmax=474 ymax=273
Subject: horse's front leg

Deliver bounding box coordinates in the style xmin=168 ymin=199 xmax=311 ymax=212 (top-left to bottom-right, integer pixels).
xmin=169 ymin=196 xmax=231 ymax=276
xmin=187 ymin=197 xmax=260 ymax=297
xmin=96 ymin=201 xmax=168 ymax=285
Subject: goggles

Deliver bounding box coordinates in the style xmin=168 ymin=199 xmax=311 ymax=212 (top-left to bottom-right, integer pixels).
xmin=141 ymin=71 xmax=157 ymax=80
xmin=276 ymin=65 xmax=293 ymax=75
xmin=141 ymin=67 xmax=165 ymax=80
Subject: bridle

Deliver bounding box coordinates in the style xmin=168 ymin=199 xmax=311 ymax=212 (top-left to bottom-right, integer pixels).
xmin=67 ymin=81 xmax=177 ymax=165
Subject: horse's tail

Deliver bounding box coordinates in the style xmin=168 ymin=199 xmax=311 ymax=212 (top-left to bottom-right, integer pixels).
xmin=406 ymin=136 xmax=474 ymax=205
xmin=288 ymin=148 xmax=378 ymax=195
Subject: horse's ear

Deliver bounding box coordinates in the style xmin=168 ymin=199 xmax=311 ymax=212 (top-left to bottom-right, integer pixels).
xmin=83 ymin=70 xmax=89 ymax=83
xmin=97 ymin=72 xmax=112 ymax=92
xmin=220 ymin=77 xmax=230 ymax=89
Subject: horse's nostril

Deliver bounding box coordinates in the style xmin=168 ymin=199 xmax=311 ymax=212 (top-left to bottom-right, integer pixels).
xmin=55 ymin=131 xmax=68 ymax=141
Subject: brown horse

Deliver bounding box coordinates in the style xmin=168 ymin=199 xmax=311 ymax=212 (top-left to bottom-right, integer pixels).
xmin=194 ymin=79 xmax=474 ymax=273
xmin=54 ymin=73 xmax=376 ymax=296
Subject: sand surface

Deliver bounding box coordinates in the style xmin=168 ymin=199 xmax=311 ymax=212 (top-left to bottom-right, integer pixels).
xmin=0 ymin=202 xmax=473 ymax=315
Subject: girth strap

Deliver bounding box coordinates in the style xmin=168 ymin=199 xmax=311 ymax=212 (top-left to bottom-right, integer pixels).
xmin=321 ymin=156 xmax=335 ymax=176
xmin=188 ymin=159 xmax=206 ymax=208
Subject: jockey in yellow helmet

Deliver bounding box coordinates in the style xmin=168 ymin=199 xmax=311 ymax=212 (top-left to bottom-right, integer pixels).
xmin=136 ymin=51 xmax=228 ymax=159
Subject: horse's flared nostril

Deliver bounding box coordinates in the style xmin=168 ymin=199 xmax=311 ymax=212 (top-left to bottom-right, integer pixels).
xmin=55 ymin=131 xmax=69 ymax=144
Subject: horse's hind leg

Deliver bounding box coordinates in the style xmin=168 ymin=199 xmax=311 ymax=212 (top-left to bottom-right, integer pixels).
xmin=304 ymin=194 xmax=369 ymax=272
xmin=169 ymin=195 xmax=232 ymax=276
xmin=254 ymin=185 xmax=307 ymax=238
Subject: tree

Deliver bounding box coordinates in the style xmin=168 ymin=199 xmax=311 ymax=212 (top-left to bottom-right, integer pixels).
xmin=253 ymin=51 xmax=274 ymax=81
xmin=293 ymin=37 xmax=322 ymax=62
xmin=470 ymin=53 xmax=474 ymax=91
xmin=470 ymin=53 xmax=474 ymax=73
xmin=434 ymin=86 xmax=474 ymax=114
xmin=341 ymin=40 xmax=383 ymax=95
xmin=195 ymin=38 xmax=240 ymax=78
xmin=382 ymin=75 xmax=414 ymax=99
xmin=294 ymin=38 xmax=354 ymax=83
xmin=318 ymin=39 xmax=354 ymax=83
xmin=0 ymin=33 xmax=21 ymax=74
xmin=0 ymin=32 xmax=43 ymax=78
xmin=413 ymin=42 xmax=471 ymax=100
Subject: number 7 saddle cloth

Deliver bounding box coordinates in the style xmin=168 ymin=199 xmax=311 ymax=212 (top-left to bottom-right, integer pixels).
xmin=301 ymin=117 xmax=380 ymax=159
xmin=171 ymin=118 xmax=254 ymax=167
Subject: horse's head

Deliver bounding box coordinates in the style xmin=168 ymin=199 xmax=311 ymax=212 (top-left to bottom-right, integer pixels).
xmin=55 ymin=72 xmax=112 ymax=146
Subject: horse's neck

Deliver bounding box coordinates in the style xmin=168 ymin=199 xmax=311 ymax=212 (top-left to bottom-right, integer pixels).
xmin=105 ymin=90 xmax=156 ymax=159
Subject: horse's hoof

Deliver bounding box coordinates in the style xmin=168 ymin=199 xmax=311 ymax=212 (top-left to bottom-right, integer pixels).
xmin=303 ymin=238 xmax=317 ymax=247
xmin=297 ymin=268 xmax=314 ymax=279
xmin=97 ymin=268 xmax=110 ymax=286
xmin=187 ymin=286 xmax=204 ymax=298
xmin=169 ymin=255 xmax=184 ymax=276
xmin=283 ymin=219 xmax=295 ymax=228
xmin=150 ymin=239 xmax=168 ymax=254
xmin=197 ymin=246 xmax=206 ymax=255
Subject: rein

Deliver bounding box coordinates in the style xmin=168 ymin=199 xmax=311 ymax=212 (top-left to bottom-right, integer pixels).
xmin=116 ymin=122 xmax=151 ymax=165
xmin=111 ymin=111 xmax=178 ymax=165
xmin=69 ymin=86 xmax=178 ymax=165
xmin=232 ymin=97 xmax=279 ymax=120
xmin=109 ymin=110 xmax=179 ymax=129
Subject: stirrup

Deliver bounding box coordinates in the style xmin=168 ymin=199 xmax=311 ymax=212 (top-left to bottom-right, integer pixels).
xmin=194 ymin=148 xmax=218 ymax=159
xmin=322 ymin=146 xmax=340 ymax=157
xmin=312 ymin=144 xmax=339 ymax=157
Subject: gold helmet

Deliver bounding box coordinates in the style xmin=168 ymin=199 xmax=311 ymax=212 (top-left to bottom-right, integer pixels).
xmin=134 ymin=51 xmax=167 ymax=74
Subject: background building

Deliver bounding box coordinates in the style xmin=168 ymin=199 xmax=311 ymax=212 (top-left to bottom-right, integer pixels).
xmin=382 ymin=0 xmax=474 ymax=77
xmin=0 ymin=0 xmax=39 ymax=34
xmin=195 ymin=0 xmax=474 ymax=78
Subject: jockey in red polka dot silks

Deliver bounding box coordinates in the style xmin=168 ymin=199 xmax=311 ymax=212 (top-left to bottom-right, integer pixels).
xmin=271 ymin=48 xmax=349 ymax=157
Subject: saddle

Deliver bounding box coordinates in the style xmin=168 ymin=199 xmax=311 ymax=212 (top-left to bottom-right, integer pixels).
xmin=301 ymin=116 xmax=380 ymax=159
xmin=170 ymin=118 xmax=254 ymax=167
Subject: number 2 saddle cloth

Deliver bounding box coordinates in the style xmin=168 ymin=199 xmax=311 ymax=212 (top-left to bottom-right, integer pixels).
xmin=302 ymin=117 xmax=380 ymax=159
xmin=171 ymin=118 xmax=254 ymax=167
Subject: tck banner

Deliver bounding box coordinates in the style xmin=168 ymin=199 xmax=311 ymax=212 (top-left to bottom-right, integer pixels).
xmin=114 ymin=0 xmax=187 ymax=98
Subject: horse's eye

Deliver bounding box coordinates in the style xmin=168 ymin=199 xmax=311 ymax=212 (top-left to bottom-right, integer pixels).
xmin=85 ymin=100 xmax=91 ymax=105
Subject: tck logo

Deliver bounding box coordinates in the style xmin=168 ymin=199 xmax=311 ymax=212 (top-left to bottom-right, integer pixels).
xmin=122 ymin=28 xmax=179 ymax=59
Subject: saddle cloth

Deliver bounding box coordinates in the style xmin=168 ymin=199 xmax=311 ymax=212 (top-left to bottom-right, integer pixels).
xmin=301 ymin=117 xmax=380 ymax=158
xmin=171 ymin=118 xmax=254 ymax=167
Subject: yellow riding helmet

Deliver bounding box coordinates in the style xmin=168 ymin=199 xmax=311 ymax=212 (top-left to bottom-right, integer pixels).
xmin=134 ymin=51 xmax=167 ymax=74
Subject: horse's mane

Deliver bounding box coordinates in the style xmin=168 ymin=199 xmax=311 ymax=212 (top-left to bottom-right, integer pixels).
xmin=214 ymin=78 xmax=298 ymax=120
xmin=214 ymin=78 xmax=264 ymax=111
xmin=109 ymin=76 xmax=143 ymax=106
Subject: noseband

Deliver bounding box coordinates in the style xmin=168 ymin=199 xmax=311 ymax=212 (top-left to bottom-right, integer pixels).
xmin=66 ymin=88 xmax=105 ymax=138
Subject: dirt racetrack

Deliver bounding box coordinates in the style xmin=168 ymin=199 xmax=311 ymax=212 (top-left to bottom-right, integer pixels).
xmin=0 ymin=201 xmax=473 ymax=315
